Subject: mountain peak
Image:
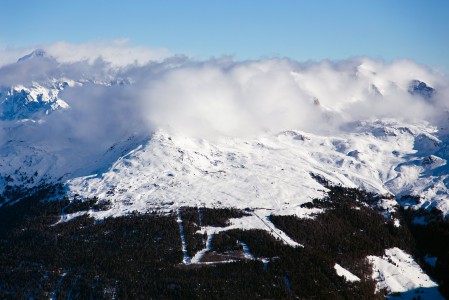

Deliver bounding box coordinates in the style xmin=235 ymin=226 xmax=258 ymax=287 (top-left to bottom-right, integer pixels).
xmin=408 ymin=80 xmax=434 ymax=99
xmin=17 ymin=49 xmax=52 ymax=63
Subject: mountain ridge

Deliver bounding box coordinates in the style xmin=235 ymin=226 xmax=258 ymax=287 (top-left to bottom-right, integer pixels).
xmin=1 ymin=51 xmax=449 ymax=299
xmin=17 ymin=49 xmax=53 ymax=63
xmin=1 ymin=51 xmax=448 ymax=220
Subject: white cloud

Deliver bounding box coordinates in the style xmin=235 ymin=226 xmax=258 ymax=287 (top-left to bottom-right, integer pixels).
xmin=0 ymin=46 xmax=35 ymax=67
xmin=135 ymin=57 xmax=448 ymax=138
xmin=1 ymin=43 xmax=448 ymax=144
xmin=1 ymin=46 xmax=448 ymax=185
xmin=44 ymin=40 xmax=170 ymax=67
xmin=0 ymin=39 xmax=170 ymax=68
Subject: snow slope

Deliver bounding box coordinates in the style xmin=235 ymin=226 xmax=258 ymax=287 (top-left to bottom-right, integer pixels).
xmin=66 ymin=118 xmax=449 ymax=218
xmin=0 ymin=81 xmax=70 ymax=120
xmin=1 ymin=51 xmax=449 ymax=219
xmin=196 ymin=211 xmax=303 ymax=248
xmin=368 ymin=248 xmax=443 ymax=299
xmin=2 ymin=51 xmax=449 ymax=297
xmin=334 ymin=263 xmax=361 ymax=282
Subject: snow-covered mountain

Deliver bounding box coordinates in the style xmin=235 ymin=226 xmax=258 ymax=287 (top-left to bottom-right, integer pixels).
xmin=16 ymin=49 xmax=51 ymax=63
xmin=1 ymin=51 xmax=449 ymax=219
xmin=66 ymin=118 xmax=449 ymax=219
xmin=0 ymin=81 xmax=71 ymax=120
xmin=2 ymin=50 xmax=449 ymax=299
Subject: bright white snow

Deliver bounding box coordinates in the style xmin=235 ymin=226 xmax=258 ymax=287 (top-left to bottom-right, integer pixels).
xmin=177 ymin=209 xmax=191 ymax=264
xmin=65 ymin=118 xmax=449 ymax=219
xmin=334 ymin=263 xmax=361 ymax=282
xmin=2 ymin=54 xmax=449 ymax=221
xmin=197 ymin=211 xmax=302 ymax=248
xmin=190 ymin=232 xmax=214 ymax=264
xmin=368 ymin=248 xmax=443 ymax=299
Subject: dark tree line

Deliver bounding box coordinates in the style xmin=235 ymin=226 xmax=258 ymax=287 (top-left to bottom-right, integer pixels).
xmin=0 ymin=183 xmax=448 ymax=299
xmin=399 ymin=206 xmax=449 ymax=298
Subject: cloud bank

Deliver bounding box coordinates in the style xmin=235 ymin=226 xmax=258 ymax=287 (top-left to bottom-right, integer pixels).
xmin=0 ymin=40 xmax=170 ymax=68
xmin=136 ymin=58 xmax=448 ymax=138
xmin=1 ymin=42 xmax=448 ymax=152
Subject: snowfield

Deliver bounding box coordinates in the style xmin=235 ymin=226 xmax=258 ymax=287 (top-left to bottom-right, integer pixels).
xmin=368 ymin=248 xmax=443 ymax=299
xmin=65 ymin=118 xmax=449 ymax=219
xmin=2 ymin=53 xmax=449 ymax=219
xmin=196 ymin=211 xmax=303 ymax=248
xmin=334 ymin=263 xmax=361 ymax=282
xmin=1 ymin=50 xmax=449 ymax=298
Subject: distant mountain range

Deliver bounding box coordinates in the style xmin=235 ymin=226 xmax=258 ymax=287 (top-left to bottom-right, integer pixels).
xmin=1 ymin=51 xmax=448 ymax=299
xmin=1 ymin=51 xmax=447 ymax=218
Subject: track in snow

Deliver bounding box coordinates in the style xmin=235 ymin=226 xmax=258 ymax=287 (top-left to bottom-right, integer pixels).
xmin=191 ymin=232 xmax=215 ymax=264
xmin=177 ymin=209 xmax=191 ymax=264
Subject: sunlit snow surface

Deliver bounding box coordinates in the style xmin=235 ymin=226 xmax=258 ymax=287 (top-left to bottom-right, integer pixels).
xmin=1 ymin=53 xmax=448 ymax=297
xmin=334 ymin=263 xmax=361 ymax=282
xmin=0 ymin=81 xmax=70 ymax=120
xmin=368 ymin=248 xmax=443 ymax=299
xmin=196 ymin=211 xmax=303 ymax=248
xmin=67 ymin=118 xmax=449 ymax=219
xmin=2 ymin=55 xmax=449 ymax=218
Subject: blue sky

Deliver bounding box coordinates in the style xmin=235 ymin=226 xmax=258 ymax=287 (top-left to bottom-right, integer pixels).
xmin=1 ymin=0 xmax=448 ymax=70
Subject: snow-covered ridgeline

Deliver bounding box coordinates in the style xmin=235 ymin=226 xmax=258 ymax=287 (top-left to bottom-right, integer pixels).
xmin=66 ymin=118 xmax=449 ymax=219
xmin=0 ymin=82 xmax=70 ymax=120
xmin=2 ymin=52 xmax=449 ymax=219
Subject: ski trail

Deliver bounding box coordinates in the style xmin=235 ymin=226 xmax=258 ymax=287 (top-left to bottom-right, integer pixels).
xmin=238 ymin=241 xmax=255 ymax=260
xmin=51 ymin=201 xmax=74 ymax=226
xmin=252 ymin=212 xmax=303 ymax=247
xmin=50 ymin=271 xmax=68 ymax=300
xmin=198 ymin=207 xmax=203 ymax=226
xmin=51 ymin=200 xmax=88 ymax=226
xmin=60 ymin=201 xmax=72 ymax=221
xmin=283 ymin=274 xmax=292 ymax=292
xmin=262 ymin=258 xmax=269 ymax=270
xmin=191 ymin=231 xmax=215 ymax=264
xmin=177 ymin=209 xmax=191 ymax=264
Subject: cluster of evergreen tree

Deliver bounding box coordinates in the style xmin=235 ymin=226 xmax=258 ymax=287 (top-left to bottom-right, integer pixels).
xmin=177 ymin=207 xmax=205 ymax=257
xmin=0 ymin=194 xmax=288 ymax=298
xmin=399 ymin=206 xmax=449 ymax=297
xmin=0 ymin=183 xmax=448 ymax=299
xmin=199 ymin=207 xmax=249 ymax=227
xmin=178 ymin=207 xmax=252 ymax=258
xmin=63 ymin=197 xmax=111 ymax=214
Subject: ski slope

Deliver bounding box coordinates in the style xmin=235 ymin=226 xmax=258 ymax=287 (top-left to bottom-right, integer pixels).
xmin=368 ymin=248 xmax=443 ymax=299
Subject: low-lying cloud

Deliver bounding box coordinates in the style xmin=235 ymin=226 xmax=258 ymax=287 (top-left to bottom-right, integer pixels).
xmin=136 ymin=57 xmax=448 ymax=138
xmin=0 ymin=40 xmax=169 ymax=68
xmin=1 ymin=43 xmax=448 ymax=151
xmin=44 ymin=40 xmax=170 ymax=67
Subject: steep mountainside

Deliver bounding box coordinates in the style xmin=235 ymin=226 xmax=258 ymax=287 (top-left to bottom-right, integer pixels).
xmin=67 ymin=119 xmax=449 ymax=219
xmin=1 ymin=52 xmax=448 ymax=298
